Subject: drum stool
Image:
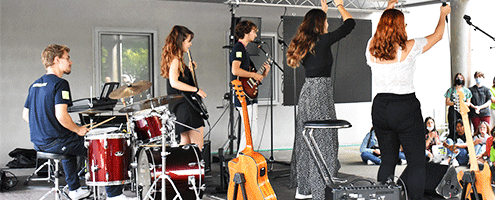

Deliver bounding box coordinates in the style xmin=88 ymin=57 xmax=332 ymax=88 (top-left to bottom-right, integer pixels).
xmin=302 ymin=119 xmax=352 ymax=186
xmin=34 ymin=152 xmax=73 ymax=200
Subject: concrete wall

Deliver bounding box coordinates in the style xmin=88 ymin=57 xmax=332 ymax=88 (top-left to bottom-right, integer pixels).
xmin=1 ymin=0 xmax=493 ymax=165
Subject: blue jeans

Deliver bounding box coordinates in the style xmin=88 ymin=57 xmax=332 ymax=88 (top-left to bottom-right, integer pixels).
xmin=445 ymin=138 xmax=469 ymax=165
xmin=34 ymin=135 xmax=122 ymax=197
xmin=361 ymin=151 xmax=406 ymax=164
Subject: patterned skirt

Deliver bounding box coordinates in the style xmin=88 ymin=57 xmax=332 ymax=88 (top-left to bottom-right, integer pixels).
xmin=289 ymin=77 xmax=339 ymax=200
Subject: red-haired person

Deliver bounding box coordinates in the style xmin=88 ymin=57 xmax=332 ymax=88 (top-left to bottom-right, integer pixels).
xmin=365 ymin=1 xmax=450 ymax=199
xmin=287 ymin=0 xmax=354 ymax=199
xmin=161 ymin=25 xmax=207 ymax=150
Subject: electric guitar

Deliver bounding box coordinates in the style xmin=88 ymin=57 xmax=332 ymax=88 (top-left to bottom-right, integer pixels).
xmin=181 ymin=50 xmax=209 ymax=120
xmin=238 ymin=58 xmax=270 ymax=99
xmin=227 ymin=79 xmax=277 ymax=200
xmin=455 ymin=90 xmax=495 ymax=200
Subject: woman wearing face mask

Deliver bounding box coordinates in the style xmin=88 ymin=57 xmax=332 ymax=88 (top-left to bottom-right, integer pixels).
xmin=491 ymin=77 xmax=495 ymax=127
xmin=425 ymin=117 xmax=441 ymax=162
xmin=444 ymin=73 xmax=472 ymax=140
xmin=469 ymin=71 xmax=492 ymax=131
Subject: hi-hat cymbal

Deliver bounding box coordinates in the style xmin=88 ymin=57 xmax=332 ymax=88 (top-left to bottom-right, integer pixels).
xmin=79 ymin=108 xmax=107 ymax=115
xmin=118 ymin=94 xmax=183 ymax=113
xmin=109 ymin=81 xmax=152 ymax=99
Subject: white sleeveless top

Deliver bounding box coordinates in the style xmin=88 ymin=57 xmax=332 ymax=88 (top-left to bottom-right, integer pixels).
xmin=365 ymin=37 xmax=428 ymax=95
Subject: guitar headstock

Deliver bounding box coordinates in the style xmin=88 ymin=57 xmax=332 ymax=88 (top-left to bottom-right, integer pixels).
xmin=231 ymin=79 xmax=246 ymax=104
xmin=455 ymin=89 xmax=470 ymax=116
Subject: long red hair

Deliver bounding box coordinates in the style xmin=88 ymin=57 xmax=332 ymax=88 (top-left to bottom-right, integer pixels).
xmin=160 ymin=25 xmax=194 ymax=78
xmin=287 ymin=9 xmax=327 ymax=68
xmin=369 ymin=9 xmax=407 ymax=61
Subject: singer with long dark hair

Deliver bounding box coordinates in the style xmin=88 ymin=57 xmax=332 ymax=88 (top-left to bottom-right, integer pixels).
xmin=286 ymin=0 xmax=354 ymax=199
xmin=365 ymin=1 xmax=450 ymax=199
xmin=161 ymin=25 xmax=207 ymax=150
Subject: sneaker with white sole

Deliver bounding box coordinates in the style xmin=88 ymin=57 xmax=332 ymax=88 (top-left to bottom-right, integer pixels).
xmin=400 ymin=159 xmax=407 ymax=165
xmin=68 ymin=187 xmax=90 ymax=200
xmin=452 ymin=158 xmax=459 ymax=167
xmin=295 ymin=188 xmax=312 ymax=199
xmin=367 ymin=160 xmax=375 ymax=165
xmin=107 ymin=194 xmax=137 ymax=200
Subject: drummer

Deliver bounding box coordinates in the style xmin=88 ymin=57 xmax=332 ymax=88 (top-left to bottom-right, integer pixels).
xmin=161 ymin=26 xmax=207 ymax=150
xmin=23 ymin=44 xmax=135 ymax=200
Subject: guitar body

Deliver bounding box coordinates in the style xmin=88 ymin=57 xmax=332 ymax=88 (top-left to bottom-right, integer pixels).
xmin=227 ymin=79 xmax=276 ymax=200
xmin=182 ymin=92 xmax=209 ymax=120
xmin=239 ymin=75 xmax=259 ymax=99
xmin=457 ymin=162 xmax=494 ymax=200
xmin=227 ymin=151 xmax=276 ymax=200
xmin=454 ymin=90 xmax=495 ymax=200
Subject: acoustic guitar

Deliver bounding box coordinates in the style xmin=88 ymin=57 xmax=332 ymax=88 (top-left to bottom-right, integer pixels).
xmin=454 ymin=90 xmax=495 ymax=200
xmin=227 ymin=79 xmax=277 ymax=200
xmin=239 ymin=58 xmax=270 ymax=99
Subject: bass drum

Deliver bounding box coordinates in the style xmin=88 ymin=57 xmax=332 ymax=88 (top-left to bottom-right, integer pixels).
xmin=136 ymin=144 xmax=204 ymax=200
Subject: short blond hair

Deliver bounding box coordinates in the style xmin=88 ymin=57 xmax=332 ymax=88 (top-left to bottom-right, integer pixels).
xmin=41 ymin=44 xmax=70 ymax=68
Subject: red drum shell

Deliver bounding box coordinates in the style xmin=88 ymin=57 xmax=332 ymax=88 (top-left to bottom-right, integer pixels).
xmin=86 ymin=131 xmax=131 ymax=186
xmin=137 ymin=145 xmax=204 ymax=199
xmin=132 ymin=113 xmax=163 ymax=142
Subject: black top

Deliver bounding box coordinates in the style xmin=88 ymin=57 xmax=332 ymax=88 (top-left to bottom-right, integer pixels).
xmin=302 ymin=19 xmax=356 ymax=78
xmin=469 ymin=85 xmax=492 ymax=117
xmin=229 ymin=41 xmax=258 ymax=106
xmin=167 ymin=66 xmax=195 ymax=106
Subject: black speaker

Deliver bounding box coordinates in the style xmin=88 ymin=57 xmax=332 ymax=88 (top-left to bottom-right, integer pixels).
xmin=202 ymin=140 xmax=211 ymax=172
xmin=424 ymin=162 xmax=461 ymax=198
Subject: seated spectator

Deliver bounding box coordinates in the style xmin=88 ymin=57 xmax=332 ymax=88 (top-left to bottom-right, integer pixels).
xmin=441 ymin=120 xmax=469 ymax=167
xmin=360 ymin=127 xmax=406 ymax=165
xmin=425 ymin=117 xmax=442 ymax=162
xmin=473 ymin=121 xmax=490 ymax=158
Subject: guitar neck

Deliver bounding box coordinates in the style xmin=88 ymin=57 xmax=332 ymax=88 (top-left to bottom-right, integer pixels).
xmin=241 ymin=100 xmax=254 ymax=152
xmin=461 ymin=114 xmax=479 ymax=171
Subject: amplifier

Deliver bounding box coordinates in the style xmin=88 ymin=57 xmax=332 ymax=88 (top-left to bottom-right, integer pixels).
xmin=326 ymin=180 xmax=402 ymax=200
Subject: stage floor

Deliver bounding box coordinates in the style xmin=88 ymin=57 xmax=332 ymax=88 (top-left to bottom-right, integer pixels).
xmin=0 ymin=146 xmax=483 ymax=199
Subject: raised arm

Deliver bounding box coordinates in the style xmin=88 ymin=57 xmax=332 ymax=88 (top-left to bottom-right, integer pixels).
xmin=334 ymin=0 xmax=353 ymax=21
xmin=423 ymin=4 xmax=451 ymax=53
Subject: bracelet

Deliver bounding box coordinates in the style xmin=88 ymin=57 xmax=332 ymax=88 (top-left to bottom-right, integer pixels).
xmin=337 ymin=4 xmax=343 ymax=8
xmin=195 ymin=87 xmax=200 ymax=93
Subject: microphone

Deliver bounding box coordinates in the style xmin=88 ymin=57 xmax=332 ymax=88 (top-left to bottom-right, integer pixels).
xmin=463 ymin=15 xmax=472 ymax=25
xmin=252 ymin=41 xmax=266 ymax=44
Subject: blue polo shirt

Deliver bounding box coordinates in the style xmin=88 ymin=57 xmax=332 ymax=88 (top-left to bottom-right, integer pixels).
xmin=24 ymin=74 xmax=73 ymax=147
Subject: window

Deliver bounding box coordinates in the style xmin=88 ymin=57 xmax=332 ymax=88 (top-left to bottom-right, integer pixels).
xmin=94 ymin=27 xmax=158 ymax=101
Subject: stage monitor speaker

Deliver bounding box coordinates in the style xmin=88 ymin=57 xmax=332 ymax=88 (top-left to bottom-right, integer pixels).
xmin=401 ymin=162 xmax=461 ymax=198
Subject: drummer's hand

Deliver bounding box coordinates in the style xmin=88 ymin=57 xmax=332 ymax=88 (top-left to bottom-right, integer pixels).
xmin=197 ymin=89 xmax=207 ymax=99
xmin=76 ymin=126 xmax=89 ymax=136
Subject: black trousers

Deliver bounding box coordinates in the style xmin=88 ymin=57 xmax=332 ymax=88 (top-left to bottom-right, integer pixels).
xmin=372 ymin=93 xmax=425 ymax=200
xmin=447 ymin=106 xmax=461 ymax=140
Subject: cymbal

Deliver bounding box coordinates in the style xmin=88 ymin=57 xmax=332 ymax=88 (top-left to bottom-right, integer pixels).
xmin=109 ymin=81 xmax=152 ymax=99
xmin=118 ymin=94 xmax=183 ymax=113
xmin=79 ymin=109 xmax=107 ymax=115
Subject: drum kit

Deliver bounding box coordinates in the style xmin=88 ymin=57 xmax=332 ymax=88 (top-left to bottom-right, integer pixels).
xmin=83 ymin=81 xmax=205 ymax=200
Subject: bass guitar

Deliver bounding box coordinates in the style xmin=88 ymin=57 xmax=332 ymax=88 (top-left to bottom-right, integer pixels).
xmin=239 ymin=58 xmax=270 ymax=99
xmin=227 ymin=79 xmax=277 ymax=200
xmin=455 ymin=90 xmax=495 ymax=200
xmin=180 ymin=50 xmax=209 ymax=120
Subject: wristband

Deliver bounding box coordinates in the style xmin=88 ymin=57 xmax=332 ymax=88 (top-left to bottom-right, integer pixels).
xmin=337 ymin=4 xmax=343 ymax=8
xmin=195 ymin=87 xmax=200 ymax=93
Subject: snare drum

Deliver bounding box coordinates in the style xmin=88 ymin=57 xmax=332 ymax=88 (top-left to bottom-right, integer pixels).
xmin=131 ymin=109 xmax=164 ymax=142
xmin=85 ymin=127 xmax=131 ymax=186
xmin=136 ymin=144 xmax=204 ymax=200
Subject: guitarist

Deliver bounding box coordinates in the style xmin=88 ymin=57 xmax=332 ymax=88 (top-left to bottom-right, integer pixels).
xmin=230 ymin=20 xmax=270 ymax=155
xmin=161 ymin=25 xmax=207 ymax=150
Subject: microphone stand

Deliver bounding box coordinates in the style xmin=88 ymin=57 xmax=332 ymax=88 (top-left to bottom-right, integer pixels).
xmin=464 ymin=15 xmax=495 ymax=43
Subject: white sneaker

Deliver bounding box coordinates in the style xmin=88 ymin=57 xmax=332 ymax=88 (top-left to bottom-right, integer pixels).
xmin=295 ymin=188 xmax=312 ymax=199
xmin=367 ymin=160 xmax=375 ymax=165
xmin=107 ymin=194 xmax=137 ymax=200
xmin=440 ymin=159 xmax=449 ymax=165
xmin=452 ymin=158 xmax=459 ymax=167
xmin=400 ymin=159 xmax=407 ymax=165
xmin=68 ymin=187 xmax=90 ymax=200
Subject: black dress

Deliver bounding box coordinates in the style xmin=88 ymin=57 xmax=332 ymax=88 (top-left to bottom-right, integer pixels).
xmin=167 ymin=66 xmax=205 ymax=134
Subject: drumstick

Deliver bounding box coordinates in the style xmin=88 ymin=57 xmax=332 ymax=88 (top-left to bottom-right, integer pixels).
xmin=82 ymin=122 xmax=97 ymax=127
xmin=89 ymin=116 xmax=116 ymax=130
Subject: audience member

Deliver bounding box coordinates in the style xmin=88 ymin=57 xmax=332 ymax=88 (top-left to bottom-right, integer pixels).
xmin=441 ymin=120 xmax=469 ymax=166
xmin=425 ymin=117 xmax=442 ymax=162
xmin=445 ymin=73 xmax=472 ymax=140
xmin=360 ymin=127 xmax=406 ymax=165
xmin=469 ymin=71 xmax=492 ymax=131
xmin=474 ymin=121 xmax=490 ymax=158
xmin=490 ymin=76 xmax=495 ymax=127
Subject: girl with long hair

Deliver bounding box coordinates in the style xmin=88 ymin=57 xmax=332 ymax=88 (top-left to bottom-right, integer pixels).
xmin=287 ymin=0 xmax=354 ymax=199
xmin=444 ymin=73 xmax=472 ymax=139
xmin=425 ymin=117 xmax=441 ymax=162
xmin=161 ymin=25 xmax=207 ymax=150
xmin=365 ymin=1 xmax=450 ymax=199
